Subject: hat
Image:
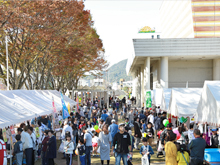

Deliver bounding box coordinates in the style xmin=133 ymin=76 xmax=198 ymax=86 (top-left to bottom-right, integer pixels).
xmin=119 ymin=123 xmax=125 ymax=127
xmin=111 ymin=119 xmax=116 ymax=123
xmin=103 ymin=110 xmax=106 ymax=113
xmin=166 ymin=123 xmax=173 ymax=128
xmin=212 ymin=128 xmax=218 ymax=132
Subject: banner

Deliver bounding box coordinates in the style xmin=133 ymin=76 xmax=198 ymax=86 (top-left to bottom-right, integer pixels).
xmin=146 ymin=91 xmax=152 ymax=108
xmin=2 ymin=129 xmax=7 ymax=142
xmin=76 ymin=97 xmax=79 ymax=112
xmin=52 ymin=96 xmax=57 ymax=113
xmin=10 ymin=125 xmax=15 ymax=135
xmin=67 ymin=103 xmax=71 ymax=114
xmin=61 ymin=92 xmax=70 ymax=119
xmin=35 ymin=127 xmax=40 ymax=138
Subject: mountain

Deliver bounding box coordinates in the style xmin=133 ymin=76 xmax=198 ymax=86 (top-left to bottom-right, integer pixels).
xmin=84 ymin=59 xmax=132 ymax=83
xmin=108 ymin=59 xmax=132 ymax=83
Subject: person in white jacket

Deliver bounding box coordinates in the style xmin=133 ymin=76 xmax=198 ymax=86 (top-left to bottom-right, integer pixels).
xmin=64 ymin=135 xmax=74 ymax=165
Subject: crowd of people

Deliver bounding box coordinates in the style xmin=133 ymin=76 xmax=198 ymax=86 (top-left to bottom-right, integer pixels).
xmin=0 ymin=96 xmax=219 ymax=165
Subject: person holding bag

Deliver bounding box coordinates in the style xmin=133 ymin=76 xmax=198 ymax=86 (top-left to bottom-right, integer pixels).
xmin=140 ymin=138 xmax=154 ymax=165
xmin=165 ymin=131 xmax=178 ymax=165
xmin=176 ymin=143 xmax=190 ymax=165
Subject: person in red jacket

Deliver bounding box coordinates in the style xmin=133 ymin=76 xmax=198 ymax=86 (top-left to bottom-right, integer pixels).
xmin=41 ymin=130 xmax=49 ymax=165
xmin=0 ymin=133 xmax=7 ymax=165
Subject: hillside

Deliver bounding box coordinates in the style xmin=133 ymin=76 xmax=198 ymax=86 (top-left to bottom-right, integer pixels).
xmin=84 ymin=59 xmax=132 ymax=83
xmin=108 ymin=59 xmax=132 ymax=83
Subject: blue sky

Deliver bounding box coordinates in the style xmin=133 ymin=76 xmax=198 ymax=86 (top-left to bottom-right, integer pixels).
xmin=84 ymin=0 xmax=163 ymax=66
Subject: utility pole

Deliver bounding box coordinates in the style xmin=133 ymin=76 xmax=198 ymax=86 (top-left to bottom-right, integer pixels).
xmin=5 ymin=36 xmax=9 ymax=90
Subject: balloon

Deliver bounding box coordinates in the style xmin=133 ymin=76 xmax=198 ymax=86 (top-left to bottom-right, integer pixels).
xmin=75 ymin=149 xmax=78 ymax=155
xmin=173 ymin=129 xmax=181 ymax=140
xmin=94 ymin=125 xmax=99 ymax=131
xmin=96 ymin=129 xmax=101 ymax=133
xmin=163 ymin=119 xmax=169 ymax=127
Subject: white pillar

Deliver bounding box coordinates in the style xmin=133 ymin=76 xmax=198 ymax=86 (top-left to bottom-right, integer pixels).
xmin=136 ymin=68 xmax=141 ymax=108
xmin=132 ymin=73 xmax=136 ymax=98
xmin=160 ymin=57 xmax=168 ymax=88
xmin=144 ymin=56 xmax=151 ymax=91
xmin=141 ymin=65 xmax=145 ymax=107
xmin=213 ymin=59 xmax=220 ymax=80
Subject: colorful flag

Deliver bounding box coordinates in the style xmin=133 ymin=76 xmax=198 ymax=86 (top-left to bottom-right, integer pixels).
xmin=67 ymin=103 xmax=71 ymax=114
xmin=61 ymin=92 xmax=70 ymax=119
xmin=146 ymin=91 xmax=152 ymax=108
xmin=2 ymin=129 xmax=7 ymax=142
xmin=52 ymin=96 xmax=57 ymax=113
xmin=10 ymin=125 xmax=15 ymax=135
xmin=35 ymin=127 xmax=40 ymax=138
xmin=76 ymin=97 xmax=79 ymax=112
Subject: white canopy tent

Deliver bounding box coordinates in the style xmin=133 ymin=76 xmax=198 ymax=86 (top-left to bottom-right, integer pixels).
xmin=152 ymin=88 xmax=163 ymax=106
xmin=168 ymin=88 xmax=202 ymax=118
xmin=161 ymin=88 xmax=172 ymax=111
xmin=195 ymin=81 xmax=220 ymax=126
xmin=0 ymin=90 xmax=77 ymax=128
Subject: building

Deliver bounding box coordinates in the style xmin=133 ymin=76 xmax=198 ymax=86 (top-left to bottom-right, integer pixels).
xmin=160 ymin=0 xmax=220 ymax=38
xmin=126 ymin=0 xmax=220 ymax=107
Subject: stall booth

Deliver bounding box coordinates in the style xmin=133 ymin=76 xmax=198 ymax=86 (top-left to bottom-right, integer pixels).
xmin=161 ymin=88 xmax=171 ymax=112
xmin=195 ymin=81 xmax=220 ymax=165
xmin=168 ymin=88 xmax=202 ymax=128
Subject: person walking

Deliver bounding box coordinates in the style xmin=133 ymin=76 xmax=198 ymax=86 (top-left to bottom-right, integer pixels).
xmin=98 ymin=124 xmax=112 ymax=165
xmin=108 ymin=119 xmax=119 ymax=147
xmin=165 ymin=131 xmax=178 ymax=165
xmin=64 ymin=134 xmax=74 ymax=165
xmin=47 ymin=130 xmax=57 ymax=165
xmin=188 ymin=129 xmax=206 ymax=165
xmin=14 ymin=135 xmax=23 ymax=165
xmin=134 ymin=117 xmax=142 ymax=150
xmin=128 ymin=109 xmax=134 ymax=124
xmin=41 ymin=130 xmax=49 ymax=165
xmin=112 ymin=111 xmax=118 ymax=123
xmin=83 ymin=127 xmax=93 ymax=165
xmin=21 ymin=126 xmax=33 ymax=165
xmin=111 ymin=124 xmax=132 ymax=165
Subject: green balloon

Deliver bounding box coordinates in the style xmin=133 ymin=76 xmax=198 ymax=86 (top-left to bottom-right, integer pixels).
xmin=164 ymin=120 xmax=169 ymax=127
xmin=94 ymin=125 xmax=99 ymax=130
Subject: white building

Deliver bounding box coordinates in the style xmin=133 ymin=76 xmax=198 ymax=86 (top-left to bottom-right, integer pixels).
xmin=123 ymin=81 xmax=133 ymax=88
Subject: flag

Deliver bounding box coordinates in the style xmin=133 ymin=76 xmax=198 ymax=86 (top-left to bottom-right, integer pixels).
xmin=61 ymin=92 xmax=70 ymax=119
xmin=52 ymin=96 xmax=57 ymax=113
xmin=67 ymin=103 xmax=71 ymax=114
xmin=76 ymin=97 xmax=79 ymax=112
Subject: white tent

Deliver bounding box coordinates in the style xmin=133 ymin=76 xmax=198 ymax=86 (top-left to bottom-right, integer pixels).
xmin=152 ymin=88 xmax=163 ymax=106
xmin=168 ymin=88 xmax=202 ymax=118
xmin=0 ymin=90 xmax=77 ymax=128
xmin=195 ymin=81 xmax=220 ymax=126
xmin=161 ymin=88 xmax=172 ymax=111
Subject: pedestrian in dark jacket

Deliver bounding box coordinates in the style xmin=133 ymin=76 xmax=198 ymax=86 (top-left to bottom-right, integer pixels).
xmin=188 ymin=129 xmax=206 ymax=165
xmin=41 ymin=130 xmax=49 ymax=165
xmin=14 ymin=134 xmax=23 ymax=165
xmin=134 ymin=117 xmax=142 ymax=150
xmin=46 ymin=130 xmax=57 ymax=165
xmin=211 ymin=129 xmax=219 ymax=148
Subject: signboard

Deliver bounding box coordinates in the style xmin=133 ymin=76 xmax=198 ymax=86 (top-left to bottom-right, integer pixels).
xmin=146 ymin=91 xmax=152 ymax=108
xmin=139 ymin=26 xmax=155 ymax=33
xmin=35 ymin=127 xmax=40 ymax=138
xmin=10 ymin=126 xmax=15 ymax=135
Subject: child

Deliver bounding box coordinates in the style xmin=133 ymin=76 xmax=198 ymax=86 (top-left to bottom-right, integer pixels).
xmin=78 ymin=138 xmax=86 ymax=165
xmin=14 ymin=134 xmax=23 ymax=165
xmin=64 ymin=135 xmax=75 ymax=165
xmin=141 ymin=119 xmax=146 ymax=133
xmin=140 ymin=138 xmax=154 ymax=165
xmin=145 ymin=123 xmax=154 ymax=146
xmin=92 ymin=132 xmax=99 ymax=157
xmin=176 ymin=144 xmax=189 ymax=165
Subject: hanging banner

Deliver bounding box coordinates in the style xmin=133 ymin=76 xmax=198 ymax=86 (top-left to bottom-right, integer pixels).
xmin=67 ymin=103 xmax=71 ymax=114
xmin=52 ymin=96 xmax=57 ymax=113
xmin=2 ymin=129 xmax=7 ymax=142
xmin=10 ymin=126 xmax=15 ymax=135
xmin=146 ymin=91 xmax=152 ymax=108
xmin=76 ymin=97 xmax=79 ymax=112
xmin=60 ymin=92 xmax=70 ymax=119
xmin=35 ymin=127 xmax=40 ymax=138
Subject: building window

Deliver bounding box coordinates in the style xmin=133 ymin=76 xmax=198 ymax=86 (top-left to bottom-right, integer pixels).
xmin=151 ymin=35 xmax=154 ymax=39
xmin=157 ymin=35 xmax=160 ymax=39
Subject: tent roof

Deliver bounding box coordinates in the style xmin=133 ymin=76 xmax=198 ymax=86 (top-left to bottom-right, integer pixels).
xmin=168 ymin=88 xmax=202 ymax=117
xmin=152 ymin=88 xmax=163 ymax=106
xmin=195 ymin=81 xmax=220 ymax=125
xmin=0 ymin=90 xmax=76 ymax=128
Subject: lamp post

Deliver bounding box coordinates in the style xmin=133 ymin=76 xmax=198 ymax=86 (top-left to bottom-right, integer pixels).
xmin=5 ymin=35 xmax=9 ymax=90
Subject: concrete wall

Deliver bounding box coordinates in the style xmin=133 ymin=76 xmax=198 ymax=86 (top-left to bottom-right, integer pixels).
xmin=168 ymin=60 xmax=213 ymax=88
